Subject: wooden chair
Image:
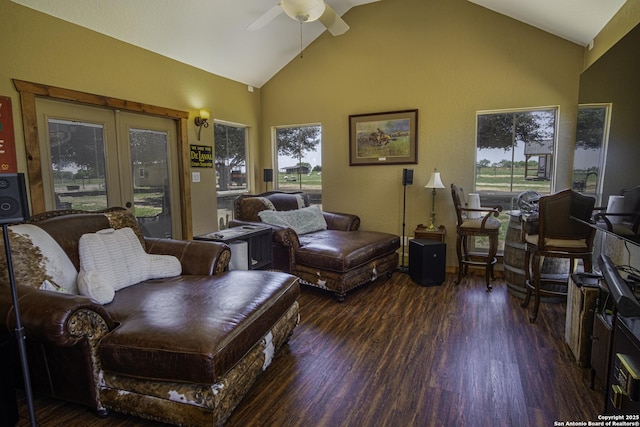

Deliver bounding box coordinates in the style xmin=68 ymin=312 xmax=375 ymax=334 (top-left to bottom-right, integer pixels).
xmin=450 ymin=184 xmax=502 ymax=291
xmin=520 ymin=189 xmax=596 ymax=323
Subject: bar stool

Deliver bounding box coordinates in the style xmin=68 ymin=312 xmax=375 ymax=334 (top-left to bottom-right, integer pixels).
xmin=450 ymin=184 xmax=502 ymax=291
xmin=520 ymin=189 xmax=596 ymax=323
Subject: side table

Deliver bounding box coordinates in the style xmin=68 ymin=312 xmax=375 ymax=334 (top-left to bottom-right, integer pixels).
xmin=414 ymin=224 xmax=446 ymax=242
xmin=195 ymin=225 xmax=272 ymax=270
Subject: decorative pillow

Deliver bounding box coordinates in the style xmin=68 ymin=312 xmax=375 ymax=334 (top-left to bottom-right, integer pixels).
xmin=258 ymin=205 xmax=327 ymax=235
xmin=77 ymin=270 xmax=114 ymax=304
xmin=0 ymin=224 xmax=79 ymax=293
xmin=77 ymin=227 xmax=181 ymax=304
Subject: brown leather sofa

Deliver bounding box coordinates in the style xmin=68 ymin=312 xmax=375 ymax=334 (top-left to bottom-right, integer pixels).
xmin=0 ymin=208 xmax=300 ymax=427
xmin=231 ymin=191 xmax=400 ymax=301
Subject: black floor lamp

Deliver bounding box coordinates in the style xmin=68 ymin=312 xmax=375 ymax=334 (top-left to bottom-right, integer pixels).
xmin=0 ymin=173 xmax=37 ymax=426
xmin=399 ymin=168 xmax=413 ymax=272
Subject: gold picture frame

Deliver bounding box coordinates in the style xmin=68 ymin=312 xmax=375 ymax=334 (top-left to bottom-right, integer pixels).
xmin=349 ymin=109 xmax=418 ymax=166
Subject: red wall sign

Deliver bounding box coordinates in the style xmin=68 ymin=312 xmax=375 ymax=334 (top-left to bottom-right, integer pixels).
xmin=0 ymin=96 xmax=18 ymax=173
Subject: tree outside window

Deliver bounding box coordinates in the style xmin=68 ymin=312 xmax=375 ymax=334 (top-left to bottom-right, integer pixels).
xmin=275 ymin=125 xmax=322 ymax=205
xmin=215 ymin=122 xmax=247 ymax=192
xmin=215 ymin=121 xmax=248 ymax=229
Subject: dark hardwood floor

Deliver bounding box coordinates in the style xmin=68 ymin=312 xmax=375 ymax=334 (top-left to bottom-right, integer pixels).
xmin=13 ymin=272 xmax=605 ymax=426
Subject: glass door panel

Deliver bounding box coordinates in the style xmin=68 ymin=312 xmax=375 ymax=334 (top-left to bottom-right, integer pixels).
xmin=47 ymin=118 xmax=109 ymax=211
xmin=37 ymin=98 xmax=118 ymax=212
xmin=129 ymin=127 xmax=171 ymax=238
xmin=118 ymin=112 xmax=180 ymax=239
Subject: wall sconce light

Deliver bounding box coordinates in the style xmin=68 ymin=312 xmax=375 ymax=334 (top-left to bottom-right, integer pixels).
xmin=194 ymin=109 xmax=210 ymax=141
xmin=424 ymin=168 xmax=445 ymax=230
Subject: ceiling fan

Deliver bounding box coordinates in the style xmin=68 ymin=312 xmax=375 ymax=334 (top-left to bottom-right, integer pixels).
xmin=247 ymin=0 xmax=350 ymax=36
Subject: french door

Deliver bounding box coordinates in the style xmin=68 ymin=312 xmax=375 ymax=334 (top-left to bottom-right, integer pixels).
xmin=36 ymin=98 xmax=181 ymax=238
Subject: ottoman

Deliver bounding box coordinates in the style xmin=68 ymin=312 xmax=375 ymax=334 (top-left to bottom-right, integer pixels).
xmin=295 ymin=230 xmax=400 ymax=301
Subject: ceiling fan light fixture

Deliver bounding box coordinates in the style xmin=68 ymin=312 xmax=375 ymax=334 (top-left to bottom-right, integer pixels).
xmin=281 ymin=0 xmax=326 ymax=23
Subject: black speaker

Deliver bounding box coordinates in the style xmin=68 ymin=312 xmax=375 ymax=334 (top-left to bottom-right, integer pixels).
xmin=263 ymin=168 xmax=273 ymax=183
xmin=402 ymin=168 xmax=413 ymax=185
xmin=0 ymin=173 xmax=29 ymax=225
xmin=409 ymin=238 xmax=446 ymax=286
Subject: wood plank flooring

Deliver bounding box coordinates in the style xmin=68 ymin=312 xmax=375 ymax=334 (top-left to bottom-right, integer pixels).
xmin=13 ymin=272 xmax=605 ymax=426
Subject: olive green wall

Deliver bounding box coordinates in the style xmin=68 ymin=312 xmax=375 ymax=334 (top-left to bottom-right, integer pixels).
xmin=0 ymin=0 xmax=261 ymax=236
xmin=260 ymin=0 xmax=584 ymax=265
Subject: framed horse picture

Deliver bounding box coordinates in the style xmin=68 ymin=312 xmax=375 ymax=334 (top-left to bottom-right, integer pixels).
xmin=349 ymin=109 xmax=418 ymax=166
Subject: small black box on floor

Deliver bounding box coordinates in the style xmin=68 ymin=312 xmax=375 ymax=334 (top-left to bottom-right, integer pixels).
xmin=409 ymin=238 xmax=446 ymax=286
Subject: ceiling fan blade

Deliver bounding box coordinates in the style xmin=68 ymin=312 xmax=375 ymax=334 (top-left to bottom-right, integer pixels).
xmin=318 ymin=4 xmax=350 ymax=36
xmin=348 ymin=0 xmax=383 ymax=6
xmin=247 ymin=4 xmax=283 ymax=31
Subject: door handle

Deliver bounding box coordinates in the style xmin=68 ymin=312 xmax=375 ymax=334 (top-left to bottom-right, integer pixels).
xmin=125 ymin=202 xmax=132 ymax=208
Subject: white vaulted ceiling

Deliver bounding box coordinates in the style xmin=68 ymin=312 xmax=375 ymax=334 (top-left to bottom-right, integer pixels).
xmin=468 ymin=0 xmax=626 ymax=46
xmin=11 ymin=0 xmax=627 ymax=88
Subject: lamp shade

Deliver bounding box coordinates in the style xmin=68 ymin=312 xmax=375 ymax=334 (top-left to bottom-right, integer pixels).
xmin=281 ymin=0 xmax=326 ymax=22
xmin=425 ymin=172 xmax=445 ymax=189
xmin=199 ymin=109 xmax=210 ymax=120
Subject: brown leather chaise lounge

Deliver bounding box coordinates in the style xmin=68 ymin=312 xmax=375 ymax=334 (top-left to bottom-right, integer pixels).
xmin=0 ymin=208 xmax=300 ymax=427
xmin=231 ymin=191 xmax=400 ymax=301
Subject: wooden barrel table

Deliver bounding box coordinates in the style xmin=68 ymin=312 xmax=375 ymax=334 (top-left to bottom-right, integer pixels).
xmin=503 ymin=211 xmax=568 ymax=302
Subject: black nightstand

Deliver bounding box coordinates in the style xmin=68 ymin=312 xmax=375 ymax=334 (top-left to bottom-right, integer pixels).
xmin=409 ymin=238 xmax=446 ymax=286
xmin=195 ymin=225 xmax=272 ymax=270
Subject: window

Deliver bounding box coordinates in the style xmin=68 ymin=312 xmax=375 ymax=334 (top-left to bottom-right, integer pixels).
xmin=572 ymin=104 xmax=610 ymax=202
xmin=274 ymin=124 xmax=322 ymax=205
xmin=475 ymin=107 xmax=558 ymax=251
xmin=215 ymin=121 xmax=248 ymax=229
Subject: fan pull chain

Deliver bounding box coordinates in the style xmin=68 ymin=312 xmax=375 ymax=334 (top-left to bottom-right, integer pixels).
xmin=299 ymin=23 xmax=304 ymax=59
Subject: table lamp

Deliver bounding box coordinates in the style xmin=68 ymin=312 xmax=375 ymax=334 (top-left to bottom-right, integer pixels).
xmin=424 ymin=168 xmax=445 ymax=230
